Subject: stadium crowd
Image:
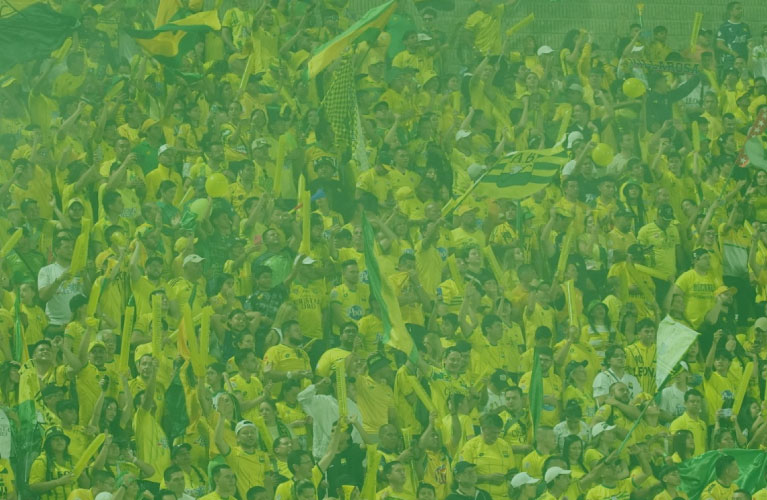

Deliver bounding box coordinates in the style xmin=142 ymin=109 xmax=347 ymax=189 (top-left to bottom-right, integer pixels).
xmin=4 ymin=0 xmax=767 ymax=499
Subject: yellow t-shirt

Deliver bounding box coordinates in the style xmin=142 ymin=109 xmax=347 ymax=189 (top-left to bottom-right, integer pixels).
xmin=262 ymin=344 xmax=311 ymax=397
xmin=624 ymin=341 xmax=657 ymax=394
xmin=700 ymin=480 xmax=738 ymax=500
xmin=289 ymin=280 xmax=328 ymax=340
xmin=29 ymin=455 xmax=73 ymax=500
xmin=669 ymin=412 xmax=708 ymax=457
xmin=329 ymin=282 xmax=369 ymax=325
xmin=228 ymin=373 xmax=264 ymax=422
xmin=674 ymin=269 xmax=721 ymax=329
xmin=585 ymin=479 xmax=633 ymax=500
xmin=133 ymin=407 xmax=170 ymax=482
xmin=355 ymin=374 xmax=395 ymax=434
xmin=224 ymin=447 xmax=271 ymax=499
xmin=637 ymin=222 xmax=681 ymax=278
xmin=459 ymin=435 xmax=515 ymax=500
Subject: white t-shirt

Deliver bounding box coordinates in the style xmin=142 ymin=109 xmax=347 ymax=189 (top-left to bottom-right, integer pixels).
xmin=660 ymin=384 xmax=687 ymax=419
xmin=37 ymin=262 xmax=83 ymax=326
xmin=592 ymin=369 xmax=641 ymax=400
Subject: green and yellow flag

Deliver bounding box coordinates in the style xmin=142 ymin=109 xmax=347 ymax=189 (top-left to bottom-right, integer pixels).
xmin=308 ymin=0 xmax=398 ymax=78
xmin=529 ymin=349 xmax=543 ymax=435
xmin=361 ymin=212 xmax=418 ymax=362
xmin=129 ymin=9 xmax=220 ymax=65
xmin=476 ymin=149 xmax=569 ymax=200
xmin=0 ymin=2 xmax=76 ymax=72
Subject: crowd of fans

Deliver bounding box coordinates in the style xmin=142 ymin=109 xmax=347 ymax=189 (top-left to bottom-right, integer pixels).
xmin=4 ymin=0 xmax=767 ymax=499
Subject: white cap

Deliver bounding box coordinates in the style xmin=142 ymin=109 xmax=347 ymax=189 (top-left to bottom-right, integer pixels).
xmin=183 ymin=254 xmax=205 ymax=266
xmin=567 ymin=83 xmax=584 ymax=93
xmin=235 ymin=420 xmax=257 ymax=434
xmin=537 ymin=45 xmax=555 ymax=56
xmin=455 ymin=129 xmax=472 ymax=141
xmin=544 ymin=466 xmax=571 ymax=483
xmin=95 ymin=493 xmax=114 ymax=500
xmin=567 ymin=131 xmax=584 ymax=149
xmin=417 ymin=33 xmax=432 ymax=42
xmin=592 ymin=422 xmax=616 ymax=437
xmin=301 ymin=256 xmax=317 ymax=265
xmin=158 ymin=144 xmax=174 ymax=156
xmin=510 ymin=472 xmax=540 ymax=488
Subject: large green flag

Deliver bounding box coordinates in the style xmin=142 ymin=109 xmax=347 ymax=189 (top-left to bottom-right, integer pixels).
xmin=679 ymin=450 xmax=767 ymax=499
xmin=361 ymin=212 xmax=418 ymax=362
xmin=0 ymin=2 xmax=77 ymax=72
xmin=128 ymin=9 xmax=220 ymax=66
xmin=307 ymin=0 xmax=398 ymax=78
xmin=476 ymin=149 xmax=569 ymax=200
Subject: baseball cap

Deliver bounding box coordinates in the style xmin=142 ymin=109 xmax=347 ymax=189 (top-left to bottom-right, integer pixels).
xmin=658 ymin=204 xmax=675 ymax=221
xmin=490 ymin=369 xmax=510 ymax=389
xmin=691 ymin=248 xmax=709 ymax=261
xmin=182 ymin=254 xmax=205 ymax=266
xmin=235 ymin=420 xmax=257 ymax=434
xmin=510 ymin=472 xmax=540 ymax=488
xmin=544 ymin=466 xmax=571 ymax=483
xmin=171 ymin=443 xmax=192 ymax=458
xmin=367 ymin=355 xmax=390 ymax=374
xmin=565 ymin=359 xmax=587 ymax=379
xmin=537 ymin=45 xmax=555 ymax=56
xmin=567 ymin=131 xmax=584 ymax=149
xmin=714 ymin=285 xmax=737 ymax=297
xmin=455 ymin=129 xmax=472 ymax=141
xmin=251 ymin=138 xmax=269 ymax=149
xmin=567 ymin=83 xmax=584 ymax=93
xmin=88 ymin=340 xmax=107 ymax=352
xmin=41 ymin=385 xmax=66 ymax=398
xmin=158 ymin=144 xmax=174 ymax=156
xmin=454 ymin=205 xmax=478 ymax=217
xmin=754 ymin=317 xmax=767 ymax=331
xmin=592 ymin=422 xmax=616 ymax=437
xmin=453 ymin=461 xmax=476 ymax=475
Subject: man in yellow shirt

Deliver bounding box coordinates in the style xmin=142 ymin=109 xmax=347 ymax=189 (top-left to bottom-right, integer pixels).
xmin=637 ymin=204 xmax=682 ymax=302
xmin=354 ymin=355 xmax=396 ymax=437
xmin=214 ymin=418 xmax=272 ymax=499
xmin=329 ymin=260 xmax=369 ymax=332
xmin=287 ymin=256 xmax=328 ymax=345
xmin=376 ymin=461 xmax=416 ymax=500
xmin=669 ymin=248 xmax=722 ymax=329
xmin=459 ymin=414 xmax=515 ymax=500
xmin=229 ymin=349 xmax=267 ymax=422
xmin=669 ymin=389 xmax=708 ymax=457
xmin=624 ymin=318 xmax=657 ymax=394
xmin=263 ymin=320 xmax=313 ymax=397
xmin=168 ymin=254 xmax=208 ymax=316
xmin=145 ymin=145 xmax=183 ymax=204
xmin=451 ymin=206 xmax=486 ymax=248
xmin=199 ymin=464 xmax=238 ymax=500
xmin=700 ymin=454 xmax=739 ymax=500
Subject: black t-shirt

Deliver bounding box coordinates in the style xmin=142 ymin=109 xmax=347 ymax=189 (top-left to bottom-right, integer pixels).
xmin=446 ymin=488 xmax=494 ymax=500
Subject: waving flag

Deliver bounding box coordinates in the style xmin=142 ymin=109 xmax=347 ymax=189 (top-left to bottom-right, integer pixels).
xmin=361 ymin=212 xmax=418 ymax=362
xmin=308 ymin=0 xmax=398 ymax=78
xmin=476 ymin=149 xmax=569 ymax=200
xmin=129 ymin=9 xmax=220 ymax=65
xmin=0 ymin=2 xmax=76 ymax=72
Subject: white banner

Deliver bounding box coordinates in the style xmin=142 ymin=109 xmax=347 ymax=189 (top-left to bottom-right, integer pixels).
xmin=656 ymin=316 xmax=699 ymax=389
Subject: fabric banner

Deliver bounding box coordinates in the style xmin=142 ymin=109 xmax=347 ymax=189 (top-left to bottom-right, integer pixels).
xmin=656 ymin=315 xmax=699 ymax=389
xmin=0 ymin=2 xmax=76 ymax=72
xmin=679 ymin=450 xmax=767 ymax=499
xmin=476 ymin=149 xmax=568 ymax=200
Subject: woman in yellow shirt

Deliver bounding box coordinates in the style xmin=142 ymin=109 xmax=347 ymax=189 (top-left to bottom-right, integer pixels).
xmin=28 ymin=427 xmax=77 ymax=500
xmin=562 ymin=435 xmax=587 ymax=479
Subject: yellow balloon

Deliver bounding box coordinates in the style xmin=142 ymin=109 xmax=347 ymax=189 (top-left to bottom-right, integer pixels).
xmin=205 ymin=173 xmax=229 ymax=198
xmin=591 ymin=143 xmax=614 ymax=167
xmin=622 ymin=78 xmax=646 ymax=99
xmin=189 ymin=198 xmax=209 ymax=216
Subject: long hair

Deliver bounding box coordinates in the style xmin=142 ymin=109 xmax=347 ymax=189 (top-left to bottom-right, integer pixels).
xmin=671 ymin=430 xmax=694 ymax=460
xmin=562 ymin=434 xmax=586 ymax=471
xmin=43 ymin=438 xmax=72 ymax=481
